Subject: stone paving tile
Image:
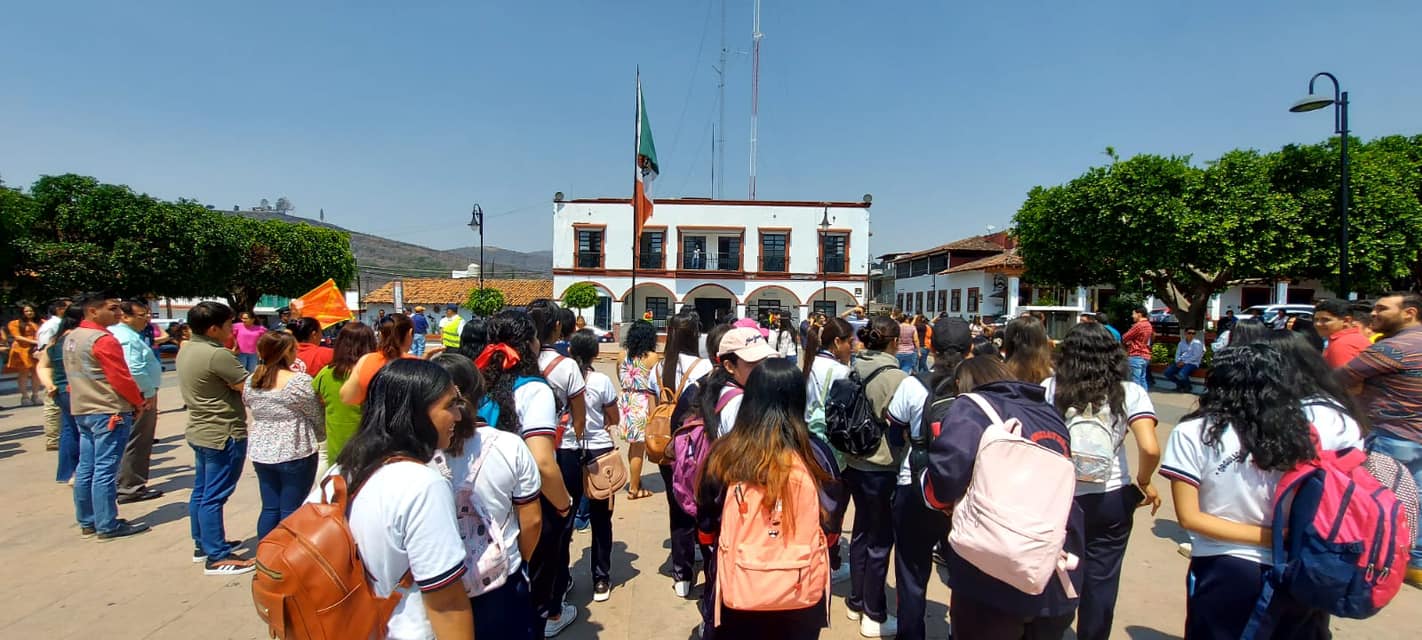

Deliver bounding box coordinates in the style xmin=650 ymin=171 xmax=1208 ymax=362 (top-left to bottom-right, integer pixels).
xmin=0 ymin=371 xmax=1418 ymax=639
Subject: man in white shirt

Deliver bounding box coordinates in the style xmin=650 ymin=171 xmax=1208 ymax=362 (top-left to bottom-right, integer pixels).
xmin=36 ymin=298 xmax=71 ymax=451
xmin=1163 ymin=328 xmax=1206 ymax=393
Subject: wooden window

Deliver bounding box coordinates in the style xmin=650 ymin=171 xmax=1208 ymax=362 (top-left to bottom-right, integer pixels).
xmin=645 ymin=297 xmax=670 ymax=321
xmin=760 ymin=232 xmax=788 ymax=272
xmin=639 ymin=230 xmax=665 ymax=270
xmin=967 ymin=287 xmax=980 ymax=313
xmin=910 ymin=258 xmax=930 ymax=277
xmin=813 ymin=300 xmax=837 ymax=317
xmin=895 ymin=262 xmax=910 ymax=279
xmin=916 ymin=292 xmax=924 ymax=314
xmin=937 ymin=290 xmax=947 ymax=315
xmin=821 ymin=234 xmax=848 ymax=274
xmin=951 ymin=289 xmax=962 ymax=312
xmin=576 ymin=228 xmax=604 ymax=269
xmin=929 ymin=253 xmax=948 ymax=274
xmin=897 ymin=293 xmax=905 ymax=312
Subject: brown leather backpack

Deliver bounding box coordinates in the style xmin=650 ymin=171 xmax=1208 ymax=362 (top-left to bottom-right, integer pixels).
xmin=644 ymin=358 xmax=702 ymax=464
xmin=252 ymin=460 xmax=415 ymax=639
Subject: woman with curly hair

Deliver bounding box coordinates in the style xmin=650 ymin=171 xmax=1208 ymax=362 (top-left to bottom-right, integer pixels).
xmin=617 ymin=320 xmax=660 ymax=499
xmin=1041 ymin=323 xmax=1161 ymax=640
xmin=1003 ymin=315 xmax=1053 ymax=384
xmin=1159 ymin=344 xmax=1334 ymax=638
xmin=474 ymin=309 xmax=576 ymax=636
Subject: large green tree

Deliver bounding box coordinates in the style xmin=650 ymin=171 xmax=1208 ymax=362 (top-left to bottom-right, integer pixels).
xmin=223 ymin=217 xmax=356 ymax=313
xmin=1013 ymin=136 xmax=1422 ymax=329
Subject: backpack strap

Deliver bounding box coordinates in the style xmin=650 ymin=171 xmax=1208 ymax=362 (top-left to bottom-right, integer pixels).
xmin=667 ymin=358 xmax=704 ymax=405
xmin=541 ymin=354 xmax=566 ymax=379
xmin=961 ymin=393 xmax=1010 ymax=431
xmin=714 ymin=388 xmax=744 ymax=413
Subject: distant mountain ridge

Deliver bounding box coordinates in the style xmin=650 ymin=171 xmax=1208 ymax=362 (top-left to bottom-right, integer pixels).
xmin=229 ymin=209 xmax=552 ymax=283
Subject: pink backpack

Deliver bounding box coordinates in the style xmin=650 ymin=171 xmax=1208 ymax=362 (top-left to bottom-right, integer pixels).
xmin=670 ymin=388 xmax=742 ymax=518
xmin=714 ymin=460 xmax=830 ymax=625
xmin=437 ymin=442 xmax=509 ymax=597
xmin=948 ymin=393 xmax=1079 ymax=597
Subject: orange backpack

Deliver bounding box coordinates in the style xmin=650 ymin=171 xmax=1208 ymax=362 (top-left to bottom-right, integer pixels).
xmin=714 ymin=459 xmax=831 ymax=625
xmin=252 ymin=460 xmax=415 ymax=640
xmin=645 ymin=358 xmax=702 ymax=464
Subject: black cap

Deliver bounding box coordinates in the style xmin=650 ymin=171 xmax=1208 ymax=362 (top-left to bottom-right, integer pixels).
xmin=931 ymin=317 xmax=972 ymax=354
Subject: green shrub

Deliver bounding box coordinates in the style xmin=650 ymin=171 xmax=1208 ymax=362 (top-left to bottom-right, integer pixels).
xmin=465 ymin=288 xmax=505 ymax=317
xmin=1151 ymin=342 xmax=1171 ymax=365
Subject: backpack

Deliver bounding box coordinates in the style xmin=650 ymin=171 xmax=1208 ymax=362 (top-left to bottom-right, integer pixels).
xmin=541 ymin=356 xmax=574 ymax=447
xmin=449 ymin=442 xmax=510 ymax=597
xmin=646 ymin=358 xmax=703 ymax=464
xmin=948 ymin=393 xmax=1079 ymax=598
xmin=476 ymin=376 xmax=548 ymax=430
xmin=713 ymin=461 xmax=831 ymax=626
xmin=913 ymin=372 xmax=955 ymax=501
xmin=670 ymin=388 xmax=741 ymax=518
xmin=1241 ymin=432 xmax=1410 ymax=637
xmin=824 ymin=365 xmax=897 ymax=457
xmin=806 ymin=366 xmax=844 ymax=469
xmin=252 ymin=459 xmax=417 ymax=640
xmin=1063 ymin=404 xmax=1119 ymax=484
xmin=806 ymin=434 xmax=847 ymax=533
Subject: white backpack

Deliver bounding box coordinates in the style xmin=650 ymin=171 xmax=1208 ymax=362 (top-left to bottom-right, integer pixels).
xmin=433 ymin=443 xmax=510 ymax=597
xmin=1063 ymin=404 xmax=1120 ymax=484
xmin=948 ymin=393 xmax=1078 ymax=597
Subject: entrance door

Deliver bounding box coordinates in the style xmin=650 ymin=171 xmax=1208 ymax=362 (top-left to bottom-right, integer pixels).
xmin=694 ymin=298 xmax=734 ymax=332
xmin=593 ymin=296 xmax=611 ymax=329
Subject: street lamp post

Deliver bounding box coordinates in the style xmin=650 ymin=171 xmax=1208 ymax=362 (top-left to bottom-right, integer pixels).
xmin=468 ymin=204 xmax=485 ymax=290
xmin=819 ymin=207 xmax=831 ymax=315
xmin=1289 ymin=72 xmax=1351 ymax=299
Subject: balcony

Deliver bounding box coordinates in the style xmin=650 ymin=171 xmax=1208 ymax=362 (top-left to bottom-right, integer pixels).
xmin=638 ymin=253 xmax=665 ymax=270
xmin=681 ymin=253 xmax=740 ymax=272
xmin=823 ymin=256 xmax=847 ymax=274
xmin=762 ymin=256 xmax=787 ymax=272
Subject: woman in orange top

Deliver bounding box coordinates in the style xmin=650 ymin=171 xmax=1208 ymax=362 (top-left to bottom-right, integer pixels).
xmin=6 ymin=304 xmax=42 ymax=406
xmin=340 ymin=313 xmax=418 ymax=405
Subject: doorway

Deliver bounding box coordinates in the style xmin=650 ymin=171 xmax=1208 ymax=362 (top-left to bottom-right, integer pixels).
xmin=593 ymin=296 xmax=611 ymax=329
xmin=694 ymin=298 xmax=734 ymax=332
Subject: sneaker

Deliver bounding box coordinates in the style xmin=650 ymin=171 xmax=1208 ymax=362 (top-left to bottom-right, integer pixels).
xmin=117 ymin=487 xmax=165 ymax=504
xmin=204 ymin=554 xmax=256 ymax=576
xmin=859 ymin=614 xmax=898 ymax=638
xmin=79 ymin=525 xmax=96 ymax=539
xmin=1177 ymin=541 xmax=1193 ymax=559
xmin=673 ymin=580 xmax=691 ymax=598
xmin=96 ymin=520 xmax=151 ymax=541
xmin=193 ymin=540 xmax=243 ymax=563
xmin=593 ymin=579 xmax=610 ymax=602
xmin=1405 ymin=566 xmax=1422 ymax=589
xmin=543 ymin=603 xmax=577 ymax=637
xmin=832 ymin=563 xmax=851 ymax=584
xmin=845 ymin=607 xmax=862 ymax=622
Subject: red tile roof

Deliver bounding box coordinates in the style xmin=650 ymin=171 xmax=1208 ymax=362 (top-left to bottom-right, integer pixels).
xmin=892 ymin=234 xmax=1011 ymax=262
xmin=942 ymin=250 xmax=1025 ymax=274
xmin=362 ymin=278 xmax=552 ymax=307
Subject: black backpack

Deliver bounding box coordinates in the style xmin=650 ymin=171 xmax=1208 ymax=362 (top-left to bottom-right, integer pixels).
xmin=910 ymin=372 xmax=956 ymax=497
xmin=825 ymin=365 xmax=898 ymax=456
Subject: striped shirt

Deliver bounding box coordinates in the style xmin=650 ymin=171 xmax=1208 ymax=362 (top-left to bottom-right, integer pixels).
xmin=1338 ymin=326 xmax=1422 ymax=444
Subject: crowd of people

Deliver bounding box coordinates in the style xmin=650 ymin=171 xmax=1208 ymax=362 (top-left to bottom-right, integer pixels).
xmin=8 ymin=289 xmax=1422 ymax=640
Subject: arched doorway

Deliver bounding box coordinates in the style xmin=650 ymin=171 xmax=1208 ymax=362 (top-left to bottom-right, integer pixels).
xmin=682 ymin=283 xmax=740 ymax=331
xmin=744 ymin=285 xmax=803 ymax=324
xmin=806 ymin=286 xmax=858 ymax=318
xmin=621 ymin=282 xmax=677 ymax=330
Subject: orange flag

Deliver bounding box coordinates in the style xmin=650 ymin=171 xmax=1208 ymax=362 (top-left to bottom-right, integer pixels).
xmin=290 ymin=279 xmax=353 ymax=329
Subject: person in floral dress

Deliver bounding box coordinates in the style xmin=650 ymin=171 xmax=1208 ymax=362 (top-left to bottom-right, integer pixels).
xmin=616 ymin=321 xmax=661 ymax=499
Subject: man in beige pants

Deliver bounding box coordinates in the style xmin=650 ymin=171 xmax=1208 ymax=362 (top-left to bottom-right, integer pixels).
xmin=35 ymin=299 xmax=70 ymax=450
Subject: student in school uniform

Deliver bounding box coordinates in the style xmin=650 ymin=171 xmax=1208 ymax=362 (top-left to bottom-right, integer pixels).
xmin=650 ymin=312 xmax=715 ymax=598
xmin=560 ymin=330 xmax=622 ymax=602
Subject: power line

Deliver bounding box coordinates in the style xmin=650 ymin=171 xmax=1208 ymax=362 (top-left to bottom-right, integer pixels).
xmin=666 ymin=0 xmax=717 ymax=165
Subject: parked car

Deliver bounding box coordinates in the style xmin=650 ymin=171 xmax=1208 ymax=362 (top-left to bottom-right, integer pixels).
xmin=585 ymin=325 xmax=616 ymax=343
xmin=1150 ymin=307 xmax=1181 ymax=335
xmin=1241 ymin=304 xmax=1315 ymax=329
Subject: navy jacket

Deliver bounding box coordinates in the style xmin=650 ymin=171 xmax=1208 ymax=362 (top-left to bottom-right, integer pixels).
xmin=920 ymin=380 xmax=1084 ymax=618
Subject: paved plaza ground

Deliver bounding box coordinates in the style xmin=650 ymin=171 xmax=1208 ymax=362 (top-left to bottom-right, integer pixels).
xmin=2 ymin=364 xmax=1419 ymax=639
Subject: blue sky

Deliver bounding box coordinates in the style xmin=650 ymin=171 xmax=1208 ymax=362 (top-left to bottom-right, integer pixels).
xmin=3 ymin=1 xmax=1419 ymax=256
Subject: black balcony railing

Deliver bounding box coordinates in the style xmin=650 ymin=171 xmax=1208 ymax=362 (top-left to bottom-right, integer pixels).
xmin=639 ymin=253 xmax=664 ymax=269
xmin=682 ymin=253 xmax=740 ymax=271
xmin=577 ymin=253 xmax=601 ymax=269
xmin=762 ymin=256 xmax=787 ymax=272
xmin=823 ymin=256 xmax=847 ymax=273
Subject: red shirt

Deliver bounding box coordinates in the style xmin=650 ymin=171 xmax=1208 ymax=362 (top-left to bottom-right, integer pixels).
xmin=1122 ymin=319 xmax=1154 ymax=359
xmin=295 ymin=343 xmax=334 ymax=375
xmin=78 ymin=320 xmax=146 ymax=409
xmin=1323 ymin=326 xmax=1371 ymax=369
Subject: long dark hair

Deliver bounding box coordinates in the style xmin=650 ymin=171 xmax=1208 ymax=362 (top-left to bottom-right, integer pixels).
xmin=700 ymin=358 xmax=830 ymax=536
xmin=1228 ymin=318 xmax=1270 ymax=348
xmin=1004 ymin=316 xmax=1053 ymax=383
xmin=775 ymin=316 xmax=799 ymax=350
xmin=802 ymin=317 xmax=852 ymax=378
xmin=56 ymin=304 xmax=85 ymax=340
xmin=528 ymin=299 xmax=563 ymax=346
xmin=432 ymin=353 xmax=484 ymax=457
xmin=330 ymin=322 xmax=377 ymax=379
xmin=697 ymin=323 xmax=739 ymax=432
xmin=376 ymin=313 xmax=413 ymax=360
xmin=480 ymin=310 xmax=541 ymax=433
xmin=1184 ymin=345 xmax=1314 ymax=472
xmin=623 ymin=320 xmax=658 ymax=361
xmin=1260 ymin=330 xmax=1369 ymax=433
xmin=857 ymin=315 xmax=900 ymax=352
xmin=925 ymin=318 xmax=970 ymax=396
xmin=970 ymin=336 xmax=1000 ymax=359
xmin=251 ymin=331 xmax=298 ymax=391
xmin=570 ymin=329 xmax=601 ymax=373
xmin=663 ymin=312 xmax=702 ymax=390
xmin=1052 ymin=322 xmax=1128 ymax=418
xmin=456 ymin=316 xmax=490 ymax=361
xmin=336 ymin=359 xmax=453 ymax=490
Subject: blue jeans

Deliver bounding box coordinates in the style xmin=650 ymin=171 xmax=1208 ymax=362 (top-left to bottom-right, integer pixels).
xmin=73 ymin=412 xmax=133 ymax=533
xmin=55 ymin=389 xmax=80 ymax=483
xmin=254 ymin=454 xmax=318 ymax=540
xmin=1128 ymin=356 xmax=1150 ymax=390
xmin=237 ymin=352 xmax=259 ymax=372
xmin=410 ymin=333 xmax=426 ymax=357
xmin=1367 ymin=433 xmax=1422 ymax=568
xmin=917 ymin=348 xmax=929 ymax=373
xmin=190 ymin=438 xmax=248 ymax=561
xmin=896 ymin=352 xmax=917 ymax=372
xmin=1161 ymin=362 xmax=1199 ymax=391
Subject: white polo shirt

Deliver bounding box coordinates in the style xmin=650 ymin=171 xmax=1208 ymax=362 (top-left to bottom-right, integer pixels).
xmin=561 ymin=370 xmax=618 ymax=451
xmin=537 ymin=350 xmax=587 ymax=412
xmin=886 ymin=375 xmax=931 ymax=486
xmin=441 ymin=428 xmax=542 ymax=578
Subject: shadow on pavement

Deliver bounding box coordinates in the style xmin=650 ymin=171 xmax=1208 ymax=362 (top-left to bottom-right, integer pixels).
xmin=0 ymin=441 xmax=21 ymax=461
xmin=0 ymin=424 xmax=42 ymax=443
xmin=135 ymin=500 xmax=193 ymax=530
xmin=1151 ymin=517 xmax=1190 ymax=545
xmin=1125 ymin=624 xmax=1184 ymax=639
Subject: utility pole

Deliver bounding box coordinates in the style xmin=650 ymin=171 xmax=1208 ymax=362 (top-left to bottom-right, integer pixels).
xmin=749 ymin=0 xmax=762 ymax=200
xmin=715 ymin=0 xmax=727 ymax=199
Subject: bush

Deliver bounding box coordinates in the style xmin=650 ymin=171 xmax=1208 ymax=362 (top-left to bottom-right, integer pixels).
xmin=1151 ymin=342 xmax=1171 ymax=365
xmin=465 ymin=288 xmax=505 ymax=317
xmin=562 ymin=282 xmax=599 ymax=314
xmin=1105 ymin=294 xmax=1145 ymax=334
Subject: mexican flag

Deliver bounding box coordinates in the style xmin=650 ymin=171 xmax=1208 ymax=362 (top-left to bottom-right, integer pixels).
xmin=634 ymin=76 xmax=658 ymax=237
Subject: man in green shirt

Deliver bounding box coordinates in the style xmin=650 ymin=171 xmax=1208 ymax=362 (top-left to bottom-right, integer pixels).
xmin=176 ymin=301 xmax=254 ymax=576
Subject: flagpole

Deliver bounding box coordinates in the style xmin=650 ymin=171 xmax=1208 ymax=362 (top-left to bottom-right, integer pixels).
xmin=631 ymin=68 xmax=640 ymax=328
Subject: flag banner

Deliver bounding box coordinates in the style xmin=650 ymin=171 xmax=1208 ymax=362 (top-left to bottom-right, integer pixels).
xmin=290 ymin=278 xmax=354 ymax=329
xmin=634 ymin=77 xmax=658 ymax=238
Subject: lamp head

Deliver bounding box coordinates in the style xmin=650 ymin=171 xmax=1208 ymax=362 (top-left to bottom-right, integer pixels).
xmin=1290 ymin=94 xmax=1335 ymax=113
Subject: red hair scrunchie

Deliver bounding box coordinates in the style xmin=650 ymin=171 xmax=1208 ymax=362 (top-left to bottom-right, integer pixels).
xmin=476 ymin=344 xmax=522 ymax=371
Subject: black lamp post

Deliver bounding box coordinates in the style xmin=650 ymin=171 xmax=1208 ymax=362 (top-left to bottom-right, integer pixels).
xmin=468 ymin=204 xmax=484 ymax=290
xmin=819 ymin=207 xmax=831 ymax=314
xmin=1289 ymin=72 xmax=1351 ymax=299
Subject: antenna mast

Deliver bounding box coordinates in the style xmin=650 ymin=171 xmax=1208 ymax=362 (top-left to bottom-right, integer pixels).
xmin=714 ymin=0 xmax=727 ymax=199
xmin=749 ymin=0 xmax=762 ymax=200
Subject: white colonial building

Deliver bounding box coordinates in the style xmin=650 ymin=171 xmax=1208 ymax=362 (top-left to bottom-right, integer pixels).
xmin=551 ymin=196 xmax=872 ymax=330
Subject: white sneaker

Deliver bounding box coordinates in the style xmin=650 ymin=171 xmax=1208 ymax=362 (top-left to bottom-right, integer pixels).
xmin=673 ymin=580 xmax=691 ymax=598
xmin=832 ymin=564 xmax=851 ymax=584
xmin=846 ymin=607 xmax=862 ymax=622
xmin=543 ymin=604 xmax=577 ymax=637
xmin=859 ymin=614 xmax=897 ymax=638
xmin=1177 ymin=541 xmax=1193 ymax=558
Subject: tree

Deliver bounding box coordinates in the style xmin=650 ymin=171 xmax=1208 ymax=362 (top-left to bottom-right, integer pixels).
xmin=274 ymin=197 xmax=293 ymax=213
xmin=561 ymin=282 xmax=599 ymax=317
xmin=223 ymin=217 xmax=356 ymax=313
xmin=466 ymin=288 xmax=505 ymax=317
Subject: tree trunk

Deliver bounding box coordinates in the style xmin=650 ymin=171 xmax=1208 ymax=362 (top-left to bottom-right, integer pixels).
xmin=1150 ymin=277 xmax=1214 ymax=332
